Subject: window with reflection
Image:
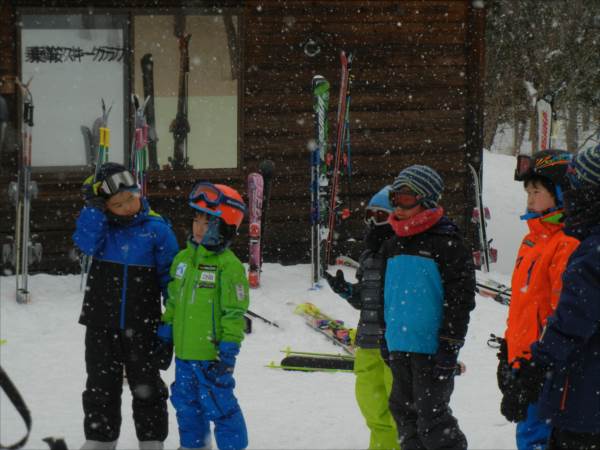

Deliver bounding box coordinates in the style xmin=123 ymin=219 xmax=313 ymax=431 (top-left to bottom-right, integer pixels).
xmin=20 ymin=14 xmax=128 ymax=168
xmin=133 ymin=13 xmax=239 ymax=170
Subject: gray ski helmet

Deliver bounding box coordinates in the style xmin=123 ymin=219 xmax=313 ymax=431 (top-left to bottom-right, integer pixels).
xmin=95 ymin=162 xmax=138 ymax=198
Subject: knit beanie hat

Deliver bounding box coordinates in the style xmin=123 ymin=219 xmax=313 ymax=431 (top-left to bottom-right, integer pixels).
xmin=392 ymin=164 xmax=444 ymax=208
xmin=569 ymin=144 xmax=600 ymax=188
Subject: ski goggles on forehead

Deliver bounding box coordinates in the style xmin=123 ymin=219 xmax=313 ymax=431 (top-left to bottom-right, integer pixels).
xmin=389 ymin=189 xmax=423 ymax=210
xmin=364 ymin=207 xmax=390 ymax=226
xmin=189 ymin=182 xmax=223 ymax=206
xmin=514 ymin=155 xmax=533 ymax=181
xmin=189 ymin=181 xmax=245 ymax=211
xmin=99 ymin=171 xmax=137 ymax=196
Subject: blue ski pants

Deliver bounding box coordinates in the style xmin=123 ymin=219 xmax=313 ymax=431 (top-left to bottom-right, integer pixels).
xmin=171 ymin=358 xmax=248 ymax=450
xmin=516 ymin=403 xmax=551 ymax=450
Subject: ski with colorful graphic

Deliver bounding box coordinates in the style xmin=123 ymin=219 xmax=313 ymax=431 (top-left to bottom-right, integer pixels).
xmin=259 ymin=160 xmax=275 ymax=271
xmin=294 ymin=302 xmax=355 ymax=355
xmin=310 ymin=75 xmax=330 ymax=288
xmin=247 ymin=172 xmax=264 ymax=288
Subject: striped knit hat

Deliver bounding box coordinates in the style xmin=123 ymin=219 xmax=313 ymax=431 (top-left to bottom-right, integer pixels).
xmin=569 ymin=144 xmax=600 ymax=188
xmin=392 ymin=164 xmax=444 ymax=208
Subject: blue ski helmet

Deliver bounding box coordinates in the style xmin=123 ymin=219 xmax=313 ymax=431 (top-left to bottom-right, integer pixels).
xmin=365 ymin=185 xmax=393 ymax=226
xmin=368 ymin=185 xmax=393 ymax=211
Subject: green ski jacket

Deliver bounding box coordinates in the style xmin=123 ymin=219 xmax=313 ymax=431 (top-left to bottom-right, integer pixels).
xmin=162 ymin=241 xmax=250 ymax=361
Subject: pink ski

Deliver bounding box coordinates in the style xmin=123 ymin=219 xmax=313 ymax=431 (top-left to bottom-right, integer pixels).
xmin=247 ymin=172 xmax=264 ymax=288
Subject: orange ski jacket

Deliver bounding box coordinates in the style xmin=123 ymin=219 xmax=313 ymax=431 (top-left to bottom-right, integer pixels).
xmin=504 ymin=212 xmax=579 ymax=365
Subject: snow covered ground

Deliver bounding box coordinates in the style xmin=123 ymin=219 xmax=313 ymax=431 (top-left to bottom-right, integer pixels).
xmin=1 ymin=150 xmax=526 ymax=449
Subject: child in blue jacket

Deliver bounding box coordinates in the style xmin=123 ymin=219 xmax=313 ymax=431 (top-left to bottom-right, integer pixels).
xmin=380 ymin=165 xmax=476 ymax=450
xmin=73 ymin=163 xmax=179 ymax=450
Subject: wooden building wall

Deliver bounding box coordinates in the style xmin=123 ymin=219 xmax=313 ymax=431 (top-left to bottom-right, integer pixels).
xmin=0 ymin=0 xmax=485 ymax=275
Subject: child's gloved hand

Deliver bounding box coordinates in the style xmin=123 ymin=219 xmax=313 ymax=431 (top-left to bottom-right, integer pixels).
xmin=433 ymin=339 xmax=462 ymax=381
xmin=500 ymin=382 xmax=530 ymax=422
xmin=209 ymin=342 xmax=239 ymax=378
xmin=496 ymin=337 xmax=513 ymax=394
xmin=218 ymin=341 xmax=240 ymax=367
xmin=154 ymin=323 xmax=173 ymax=370
xmin=82 ymin=176 xmax=106 ymax=210
xmin=324 ymin=270 xmax=352 ymax=299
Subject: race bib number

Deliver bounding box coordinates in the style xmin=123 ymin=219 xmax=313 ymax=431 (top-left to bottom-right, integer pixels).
xmin=198 ymin=264 xmax=217 ymax=288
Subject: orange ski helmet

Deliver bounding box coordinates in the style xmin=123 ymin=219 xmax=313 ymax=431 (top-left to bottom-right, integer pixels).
xmin=188 ymin=181 xmax=246 ymax=229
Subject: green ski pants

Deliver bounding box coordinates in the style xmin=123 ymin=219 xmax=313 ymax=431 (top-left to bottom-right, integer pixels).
xmin=354 ymin=347 xmax=400 ymax=450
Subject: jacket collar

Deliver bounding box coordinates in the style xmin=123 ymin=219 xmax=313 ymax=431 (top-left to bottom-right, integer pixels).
xmin=388 ymin=207 xmax=444 ymax=237
xmin=526 ymin=210 xmax=564 ymax=236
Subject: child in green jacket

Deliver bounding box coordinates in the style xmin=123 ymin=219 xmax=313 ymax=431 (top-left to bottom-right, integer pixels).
xmin=158 ymin=182 xmax=250 ymax=450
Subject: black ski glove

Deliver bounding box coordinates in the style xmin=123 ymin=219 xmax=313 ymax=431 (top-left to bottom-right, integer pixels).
xmin=496 ymin=337 xmax=513 ymax=394
xmin=500 ymin=357 xmax=548 ymax=423
xmin=500 ymin=381 xmax=530 ymax=423
xmin=432 ymin=339 xmax=462 ymax=381
xmin=154 ymin=323 xmax=174 ymax=371
xmin=516 ymin=357 xmax=548 ymax=405
xmin=324 ymin=270 xmax=353 ymax=300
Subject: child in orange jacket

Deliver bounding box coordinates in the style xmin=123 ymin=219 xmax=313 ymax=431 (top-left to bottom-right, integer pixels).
xmin=498 ymin=150 xmax=579 ymax=450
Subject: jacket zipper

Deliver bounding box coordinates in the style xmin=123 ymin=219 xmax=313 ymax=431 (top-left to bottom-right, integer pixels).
xmin=560 ymin=376 xmax=569 ymax=411
xmin=180 ymin=271 xmax=199 ymax=356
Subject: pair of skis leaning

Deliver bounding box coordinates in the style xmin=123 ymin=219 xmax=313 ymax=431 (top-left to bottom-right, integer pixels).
xmin=310 ymin=50 xmax=353 ymax=289
xmin=5 ymin=78 xmax=42 ymax=304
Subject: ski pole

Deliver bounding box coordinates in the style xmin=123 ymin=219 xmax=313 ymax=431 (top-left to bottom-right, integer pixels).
xmin=246 ymin=309 xmax=280 ymax=328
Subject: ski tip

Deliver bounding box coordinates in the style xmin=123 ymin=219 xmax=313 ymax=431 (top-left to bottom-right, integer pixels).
xmin=248 ymin=272 xmax=260 ymax=288
xmin=259 ymin=159 xmax=275 ymax=178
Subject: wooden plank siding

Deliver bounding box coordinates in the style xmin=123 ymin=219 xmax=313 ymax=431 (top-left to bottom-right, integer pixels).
xmin=0 ymin=0 xmax=485 ymax=275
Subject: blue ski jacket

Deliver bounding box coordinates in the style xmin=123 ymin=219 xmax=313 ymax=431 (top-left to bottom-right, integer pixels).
xmin=73 ymin=199 xmax=179 ymax=330
xmin=381 ymin=216 xmax=476 ymax=354
xmin=532 ymin=221 xmax=600 ymax=433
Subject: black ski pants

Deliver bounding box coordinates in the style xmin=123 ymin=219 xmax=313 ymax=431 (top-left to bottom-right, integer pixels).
xmin=547 ymin=428 xmax=600 ymax=450
xmin=388 ymin=352 xmax=467 ymax=450
xmin=82 ymin=326 xmax=169 ymax=443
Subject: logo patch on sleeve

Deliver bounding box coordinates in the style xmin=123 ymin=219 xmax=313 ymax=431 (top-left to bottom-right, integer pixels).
xmin=175 ymin=263 xmax=187 ymax=279
xmin=236 ymin=284 xmax=246 ymax=301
